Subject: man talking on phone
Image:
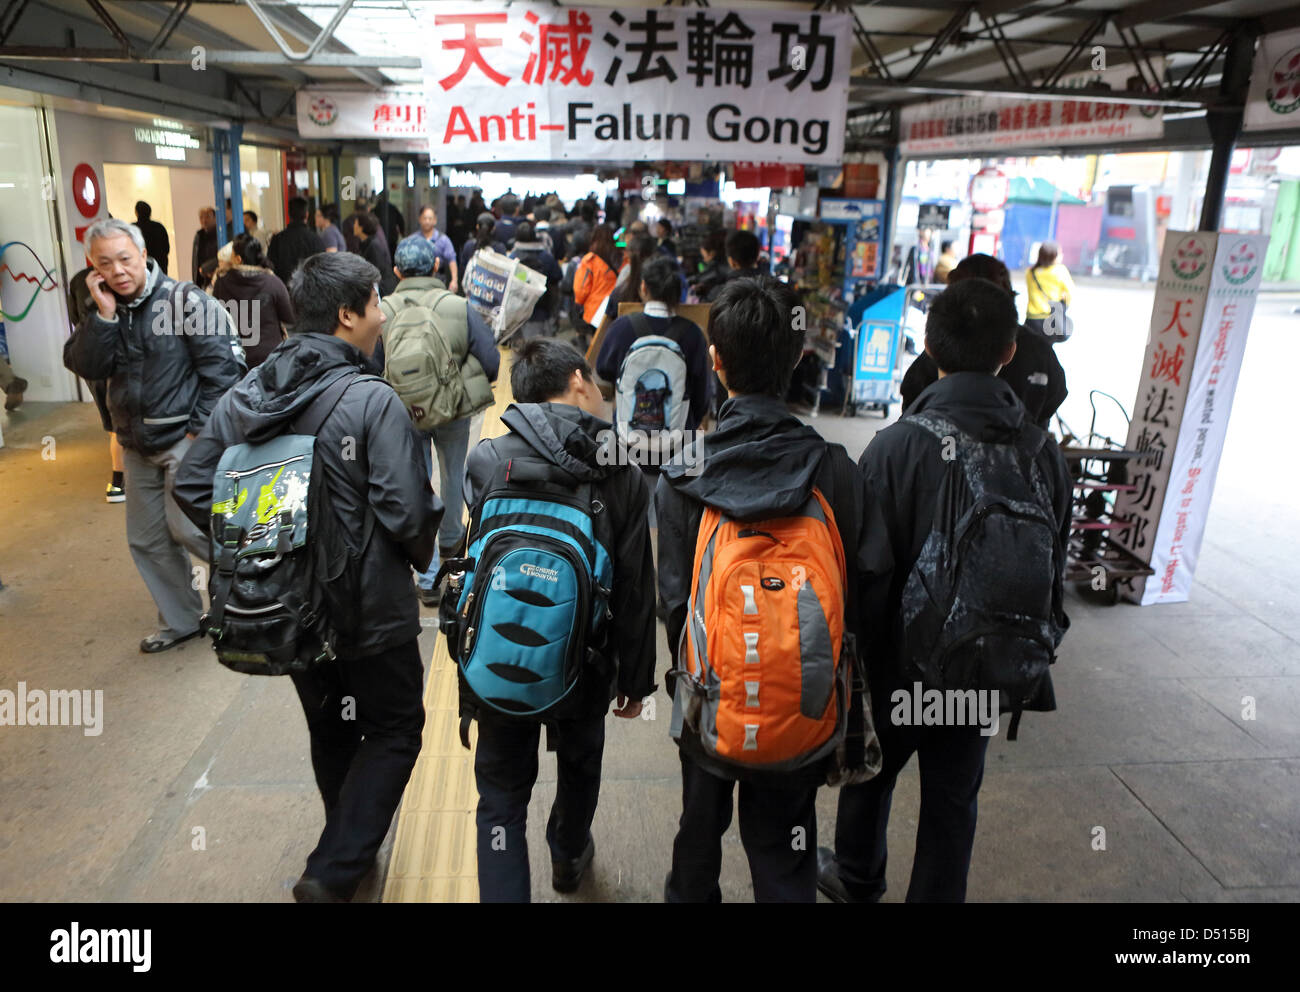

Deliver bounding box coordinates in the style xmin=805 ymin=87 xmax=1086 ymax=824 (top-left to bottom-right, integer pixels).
xmin=65 ymin=217 xmax=245 ymax=654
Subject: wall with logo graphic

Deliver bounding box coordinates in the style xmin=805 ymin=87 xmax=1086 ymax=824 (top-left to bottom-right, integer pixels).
xmin=0 ymin=105 xmax=75 ymax=403
xmin=52 ymin=110 xmax=213 ymax=279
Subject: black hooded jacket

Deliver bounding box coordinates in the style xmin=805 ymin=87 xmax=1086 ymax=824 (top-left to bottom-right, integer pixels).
xmin=858 ymin=371 xmax=1072 ymax=712
xmin=174 ymin=332 xmax=443 ymax=658
xmin=655 ymin=393 xmax=877 ymax=784
xmin=464 ymin=402 xmax=657 ymax=715
xmin=900 ymin=325 xmax=1068 ymax=429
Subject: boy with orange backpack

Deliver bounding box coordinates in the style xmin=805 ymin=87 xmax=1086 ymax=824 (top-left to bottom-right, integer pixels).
xmin=655 ymin=276 xmax=882 ymax=902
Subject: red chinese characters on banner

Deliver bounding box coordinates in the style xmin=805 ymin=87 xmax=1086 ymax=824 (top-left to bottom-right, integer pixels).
xmin=436 ymin=12 xmax=511 ymax=89
xmin=1161 ymin=298 xmax=1195 ymax=338
xmin=521 ymin=9 xmax=595 ymax=86
xmin=372 ymin=102 xmax=425 ymax=134
xmin=1151 ymin=341 xmax=1186 ymax=386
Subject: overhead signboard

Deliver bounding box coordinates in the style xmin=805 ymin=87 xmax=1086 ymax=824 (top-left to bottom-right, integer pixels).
xmin=900 ymin=64 xmax=1164 ymax=156
xmin=297 ymin=88 xmax=428 ymax=139
xmin=1244 ymin=28 xmax=1300 ymax=132
xmin=419 ymin=2 xmax=849 ymax=165
xmin=1113 ymin=231 xmax=1268 ymax=605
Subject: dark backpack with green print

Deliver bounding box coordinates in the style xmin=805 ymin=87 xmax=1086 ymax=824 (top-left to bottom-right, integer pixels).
xmin=203 ymin=371 xmax=380 ymax=675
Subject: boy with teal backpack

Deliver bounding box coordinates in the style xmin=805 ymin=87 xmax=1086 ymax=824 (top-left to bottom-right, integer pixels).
xmin=441 ymin=338 xmax=656 ymax=901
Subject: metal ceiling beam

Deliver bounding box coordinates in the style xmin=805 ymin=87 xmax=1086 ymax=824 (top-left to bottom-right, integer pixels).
xmin=0 ymin=0 xmax=31 ymax=45
xmin=144 ymin=0 xmax=193 ymax=56
xmin=0 ymin=45 xmax=420 ymax=66
xmin=1113 ymin=0 xmax=1225 ymax=31
xmin=84 ymin=0 xmax=128 ymax=48
xmin=241 ymin=0 xmax=353 ymax=61
xmin=128 ymin=0 xmax=308 ymax=85
xmin=239 ymin=0 xmax=388 ymax=87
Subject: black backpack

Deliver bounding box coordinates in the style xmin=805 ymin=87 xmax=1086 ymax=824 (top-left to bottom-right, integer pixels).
xmin=898 ymin=412 xmax=1068 ymax=738
xmin=203 ymin=371 xmax=380 ymax=675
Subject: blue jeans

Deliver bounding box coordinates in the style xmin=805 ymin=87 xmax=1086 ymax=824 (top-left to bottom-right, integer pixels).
xmin=416 ymin=417 xmax=472 ymax=589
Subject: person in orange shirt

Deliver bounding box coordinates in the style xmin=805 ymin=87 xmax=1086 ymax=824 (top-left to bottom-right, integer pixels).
xmin=572 ymin=225 xmax=619 ymax=332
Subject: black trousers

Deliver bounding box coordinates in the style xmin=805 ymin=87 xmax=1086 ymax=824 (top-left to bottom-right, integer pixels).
xmin=289 ymin=637 xmax=425 ymax=900
xmin=666 ymin=751 xmax=818 ymax=903
xmin=474 ymin=712 xmax=606 ymax=903
xmin=833 ymin=713 xmax=990 ymax=903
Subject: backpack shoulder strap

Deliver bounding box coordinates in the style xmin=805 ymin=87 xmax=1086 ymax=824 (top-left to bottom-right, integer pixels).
xmin=628 ymin=310 xmax=652 ymax=339
xmin=901 ymin=411 xmax=964 ymax=446
xmin=293 ymin=371 xmax=376 ymax=436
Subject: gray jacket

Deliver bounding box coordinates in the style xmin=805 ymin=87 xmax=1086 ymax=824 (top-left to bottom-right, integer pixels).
xmin=63 ymin=258 xmax=246 ymax=454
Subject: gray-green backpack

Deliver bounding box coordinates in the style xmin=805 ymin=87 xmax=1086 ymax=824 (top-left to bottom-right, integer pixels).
xmin=381 ymin=287 xmax=470 ymax=433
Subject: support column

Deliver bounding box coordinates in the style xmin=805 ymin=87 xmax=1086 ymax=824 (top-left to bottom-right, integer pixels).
xmin=881 ymin=129 xmax=902 ymax=282
xmin=1198 ymin=28 xmax=1257 ymax=231
xmin=211 ymin=129 xmax=228 ymax=245
xmin=227 ymin=124 xmax=244 ymax=240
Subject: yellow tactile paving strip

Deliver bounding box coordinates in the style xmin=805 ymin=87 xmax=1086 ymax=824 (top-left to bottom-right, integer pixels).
xmin=383 ymin=346 xmax=515 ymax=903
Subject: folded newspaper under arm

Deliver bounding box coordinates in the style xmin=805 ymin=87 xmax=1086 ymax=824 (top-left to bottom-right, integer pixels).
xmin=462 ymin=247 xmax=548 ymax=343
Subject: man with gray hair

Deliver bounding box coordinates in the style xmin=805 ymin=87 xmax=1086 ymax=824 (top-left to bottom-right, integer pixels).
xmin=64 ymin=217 xmax=246 ymax=653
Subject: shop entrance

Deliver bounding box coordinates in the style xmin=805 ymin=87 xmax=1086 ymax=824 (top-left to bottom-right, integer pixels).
xmin=102 ymin=163 xmax=211 ymax=282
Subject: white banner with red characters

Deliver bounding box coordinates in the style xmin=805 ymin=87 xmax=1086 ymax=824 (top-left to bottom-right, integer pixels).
xmin=1113 ymin=232 xmax=1268 ymax=605
xmin=419 ymin=2 xmax=849 ymax=165
xmin=297 ymin=88 xmax=428 ymax=139
xmin=899 ymin=64 xmax=1163 ymax=156
xmin=1244 ymin=28 xmax=1300 ymax=132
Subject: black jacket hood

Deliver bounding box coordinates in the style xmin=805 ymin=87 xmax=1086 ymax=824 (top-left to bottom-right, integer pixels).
xmin=500 ymin=402 xmax=618 ymax=482
xmin=226 ymin=332 xmax=368 ymax=442
xmin=662 ymin=393 xmax=826 ymax=519
xmin=909 ymin=371 xmax=1027 ymax=442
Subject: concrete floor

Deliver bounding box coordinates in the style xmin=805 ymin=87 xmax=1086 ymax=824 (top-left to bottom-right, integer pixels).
xmin=2 ymin=280 xmax=1298 ymax=902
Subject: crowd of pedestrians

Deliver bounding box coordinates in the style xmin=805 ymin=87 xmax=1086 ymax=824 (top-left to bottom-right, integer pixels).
xmin=52 ymin=188 xmax=1072 ymax=908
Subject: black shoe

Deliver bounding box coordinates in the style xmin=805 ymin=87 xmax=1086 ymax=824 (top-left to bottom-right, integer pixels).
xmin=105 ymin=482 xmax=125 ymax=504
xmin=418 ymin=583 xmax=442 ymax=607
xmin=816 ymin=846 xmax=852 ymax=904
xmin=3 ymin=377 xmax=26 ymax=411
xmin=292 ymin=876 xmax=345 ymax=903
xmin=140 ymin=628 xmax=203 ymax=653
xmin=551 ymin=836 xmax=595 ymax=893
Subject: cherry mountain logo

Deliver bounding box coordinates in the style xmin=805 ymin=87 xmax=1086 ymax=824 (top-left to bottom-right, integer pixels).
xmin=1221 ymin=240 xmax=1259 ymax=285
xmin=308 ymin=95 xmax=338 ymax=127
xmin=1170 ymin=236 xmax=1209 ymax=281
xmin=1266 ymin=46 xmax=1300 ymax=115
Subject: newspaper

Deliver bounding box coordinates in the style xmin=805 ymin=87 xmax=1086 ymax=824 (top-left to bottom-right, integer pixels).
xmin=462 ymin=247 xmax=548 ymax=342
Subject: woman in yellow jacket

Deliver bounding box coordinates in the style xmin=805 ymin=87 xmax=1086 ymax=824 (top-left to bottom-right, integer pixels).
xmin=1024 ymin=241 xmax=1076 ymax=339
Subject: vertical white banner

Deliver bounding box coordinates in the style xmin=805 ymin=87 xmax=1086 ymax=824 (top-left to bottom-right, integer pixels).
xmin=1114 ymin=231 xmax=1217 ymax=601
xmin=1137 ymin=234 xmax=1268 ymax=604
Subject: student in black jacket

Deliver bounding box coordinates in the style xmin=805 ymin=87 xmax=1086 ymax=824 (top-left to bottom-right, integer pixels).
xmin=175 ymin=251 xmax=442 ymax=903
xmin=267 ymin=196 xmax=326 ymax=286
xmin=462 ymin=338 xmax=656 ymax=902
xmin=900 ymin=254 xmax=1067 ymax=429
xmin=818 ymin=277 xmax=1072 ymax=904
xmin=656 ymin=276 xmax=878 ymax=902
xmin=352 ymin=210 xmax=397 ymax=296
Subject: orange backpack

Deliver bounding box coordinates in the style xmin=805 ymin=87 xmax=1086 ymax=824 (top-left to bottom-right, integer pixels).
xmin=672 ymin=488 xmax=851 ymax=771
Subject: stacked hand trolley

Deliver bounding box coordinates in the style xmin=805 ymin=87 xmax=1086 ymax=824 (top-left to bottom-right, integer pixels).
xmin=1057 ymin=390 xmax=1156 ymax=604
